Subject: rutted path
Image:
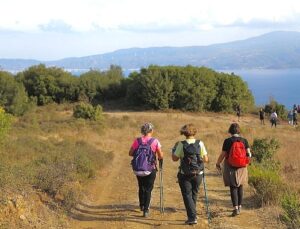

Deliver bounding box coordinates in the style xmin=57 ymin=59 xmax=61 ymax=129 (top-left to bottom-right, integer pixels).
xmin=69 ymin=112 xmax=285 ymax=229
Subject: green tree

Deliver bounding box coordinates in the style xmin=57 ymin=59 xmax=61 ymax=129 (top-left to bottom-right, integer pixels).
xmin=79 ymin=65 xmax=125 ymax=103
xmin=264 ymin=98 xmax=287 ymax=119
xmin=211 ymin=73 xmax=254 ymax=112
xmin=19 ymin=64 xmax=79 ymax=105
xmin=139 ymin=67 xmax=174 ymax=109
xmin=0 ymin=71 xmax=29 ymax=115
xmin=171 ymin=66 xmax=217 ymax=111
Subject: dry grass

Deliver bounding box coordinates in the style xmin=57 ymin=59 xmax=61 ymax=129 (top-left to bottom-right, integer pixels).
xmin=1 ymin=104 xmax=300 ymax=227
xmin=105 ymin=111 xmax=300 ymax=189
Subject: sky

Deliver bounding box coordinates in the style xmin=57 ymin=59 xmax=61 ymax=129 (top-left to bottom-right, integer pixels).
xmin=1 ymin=0 xmax=300 ymax=60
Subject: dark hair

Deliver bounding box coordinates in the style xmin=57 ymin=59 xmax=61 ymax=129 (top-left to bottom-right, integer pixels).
xmin=180 ymin=123 xmax=197 ymax=137
xmin=228 ymin=123 xmax=240 ymax=135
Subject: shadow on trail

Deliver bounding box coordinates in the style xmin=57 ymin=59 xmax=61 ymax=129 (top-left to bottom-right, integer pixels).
xmin=70 ymin=203 xmax=185 ymax=226
xmin=78 ymin=202 xmax=180 ymax=213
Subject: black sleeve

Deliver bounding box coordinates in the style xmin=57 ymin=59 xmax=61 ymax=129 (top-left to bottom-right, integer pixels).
xmin=222 ymin=138 xmax=231 ymax=153
xmin=243 ymin=138 xmax=250 ymax=149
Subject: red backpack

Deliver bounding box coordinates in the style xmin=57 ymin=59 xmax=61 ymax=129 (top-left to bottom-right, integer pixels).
xmin=227 ymin=139 xmax=250 ymax=168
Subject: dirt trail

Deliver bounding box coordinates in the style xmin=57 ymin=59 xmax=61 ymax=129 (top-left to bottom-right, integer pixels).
xmin=69 ymin=112 xmax=284 ymax=229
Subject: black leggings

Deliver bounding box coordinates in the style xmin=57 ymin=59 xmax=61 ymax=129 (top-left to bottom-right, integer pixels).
xmin=136 ymin=171 xmax=156 ymax=211
xmin=230 ymin=185 xmax=243 ymax=207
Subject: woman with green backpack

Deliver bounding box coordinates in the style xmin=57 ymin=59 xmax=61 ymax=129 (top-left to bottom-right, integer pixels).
xmin=172 ymin=123 xmax=209 ymax=225
xmin=216 ymin=123 xmax=252 ymax=217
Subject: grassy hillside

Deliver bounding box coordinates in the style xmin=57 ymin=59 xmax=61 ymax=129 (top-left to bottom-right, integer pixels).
xmin=0 ymin=104 xmax=299 ymax=228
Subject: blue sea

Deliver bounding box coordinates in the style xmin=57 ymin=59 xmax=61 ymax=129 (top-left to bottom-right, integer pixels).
xmin=219 ymin=69 xmax=300 ymax=110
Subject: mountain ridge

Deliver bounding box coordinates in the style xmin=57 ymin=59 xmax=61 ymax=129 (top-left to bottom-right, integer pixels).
xmin=1 ymin=31 xmax=300 ymax=71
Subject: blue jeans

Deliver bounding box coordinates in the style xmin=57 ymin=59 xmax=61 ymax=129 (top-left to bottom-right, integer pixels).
xmin=178 ymin=172 xmax=203 ymax=220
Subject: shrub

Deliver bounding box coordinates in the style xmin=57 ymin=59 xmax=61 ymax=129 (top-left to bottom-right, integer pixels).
xmin=34 ymin=159 xmax=75 ymax=196
xmin=264 ymin=98 xmax=287 ymax=119
xmin=248 ymin=164 xmax=283 ymax=205
xmin=73 ymin=103 xmax=103 ymax=121
xmin=74 ymin=151 xmax=95 ymax=178
xmin=249 ymin=137 xmax=283 ymax=205
xmin=0 ymin=71 xmax=30 ymax=116
xmin=252 ymin=138 xmax=280 ymax=163
xmin=60 ymin=182 xmax=82 ymax=211
xmin=281 ymin=192 xmax=300 ymax=228
xmin=0 ymin=107 xmax=12 ymax=141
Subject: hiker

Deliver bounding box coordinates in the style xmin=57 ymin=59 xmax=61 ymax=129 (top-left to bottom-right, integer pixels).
xmin=236 ymin=104 xmax=241 ymax=122
xmin=216 ymin=123 xmax=251 ymax=217
xmin=172 ymin=123 xmax=209 ymax=225
xmin=293 ymin=104 xmax=297 ymax=113
xmin=293 ymin=109 xmax=298 ymax=127
xmin=287 ymin=110 xmax=294 ymax=125
xmin=129 ymin=123 xmax=163 ymax=217
xmin=259 ymin=108 xmax=265 ymax=125
xmin=270 ymin=111 xmax=278 ymax=128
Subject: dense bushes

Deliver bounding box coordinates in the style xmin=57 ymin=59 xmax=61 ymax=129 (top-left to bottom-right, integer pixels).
xmin=281 ymin=192 xmax=300 ymax=229
xmin=248 ymin=164 xmax=283 ymax=205
xmin=0 ymin=71 xmax=30 ymax=115
xmin=1 ymin=64 xmax=256 ymax=114
xmin=73 ymin=103 xmax=103 ymax=121
xmin=249 ymin=138 xmax=282 ymax=205
xmin=79 ymin=65 xmax=126 ymax=103
xmin=17 ymin=64 xmax=79 ymax=105
xmin=264 ymin=98 xmax=287 ymax=119
xmin=126 ymin=65 xmax=255 ymax=112
xmin=249 ymin=137 xmax=300 ymax=228
xmin=252 ymin=138 xmax=280 ymax=163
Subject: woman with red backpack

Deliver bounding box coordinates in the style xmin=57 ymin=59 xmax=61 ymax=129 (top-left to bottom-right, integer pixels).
xmin=129 ymin=123 xmax=163 ymax=217
xmin=215 ymin=123 xmax=251 ymax=217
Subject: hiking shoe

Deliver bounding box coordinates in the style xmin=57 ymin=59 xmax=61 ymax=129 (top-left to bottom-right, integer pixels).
xmin=185 ymin=219 xmax=197 ymax=225
xmin=231 ymin=209 xmax=240 ymax=217
xmin=143 ymin=209 xmax=149 ymax=218
xmin=238 ymin=206 xmax=242 ymax=213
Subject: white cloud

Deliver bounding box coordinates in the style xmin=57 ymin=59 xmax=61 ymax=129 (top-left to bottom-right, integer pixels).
xmin=1 ymin=0 xmax=300 ymax=32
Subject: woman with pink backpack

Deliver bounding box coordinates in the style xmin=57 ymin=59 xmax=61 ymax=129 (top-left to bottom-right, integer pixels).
xmin=129 ymin=123 xmax=163 ymax=217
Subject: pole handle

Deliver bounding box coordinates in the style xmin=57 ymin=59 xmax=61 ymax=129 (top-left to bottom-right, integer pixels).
xmin=159 ymin=159 xmax=163 ymax=170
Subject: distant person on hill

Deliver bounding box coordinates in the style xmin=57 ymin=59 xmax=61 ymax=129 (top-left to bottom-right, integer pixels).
xmin=236 ymin=105 xmax=241 ymax=122
xmin=129 ymin=123 xmax=163 ymax=217
xmin=293 ymin=104 xmax=297 ymax=113
xmin=293 ymin=109 xmax=298 ymax=127
xmin=216 ymin=123 xmax=251 ymax=217
xmin=171 ymin=124 xmax=209 ymax=225
xmin=270 ymin=111 xmax=278 ymax=128
xmin=259 ymin=108 xmax=265 ymax=125
xmin=287 ymin=110 xmax=294 ymax=125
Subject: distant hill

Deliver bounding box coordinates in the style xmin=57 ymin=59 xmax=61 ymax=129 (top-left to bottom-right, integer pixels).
xmin=1 ymin=31 xmax=300 ymax=72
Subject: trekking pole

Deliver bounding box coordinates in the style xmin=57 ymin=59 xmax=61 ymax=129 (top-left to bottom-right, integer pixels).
xmin=202 ymin=169 xmax=211 ymax=224
xmin=159 ymin=159 xmax=164 ymax=213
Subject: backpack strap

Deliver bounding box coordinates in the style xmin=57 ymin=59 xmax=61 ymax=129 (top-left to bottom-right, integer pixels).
xmin=181 ymin=140 xmax=188 ymax=145
xmin=147 ymin=137 xmax=155 ymax=146
xmin=137 ymin=137 xmax=155 ymax=146
xmin=137 ymin=137 xmax=142 ymax=145
xmin=194 ymin=140 xmax=201 ymax=154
